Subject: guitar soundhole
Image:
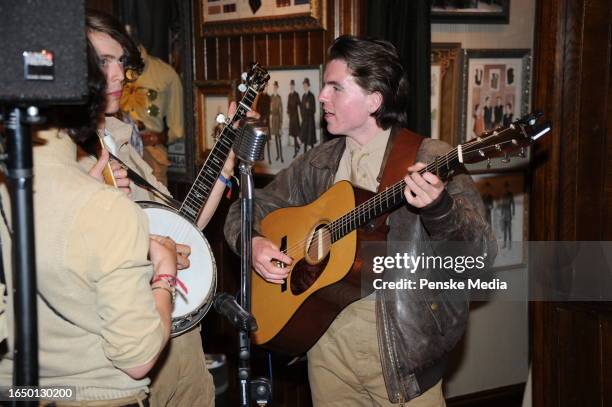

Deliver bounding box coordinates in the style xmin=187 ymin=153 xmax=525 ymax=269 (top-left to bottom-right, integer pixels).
xmin=304 ymin=223 xmax=332 ymax=265
xmin=290 ymin=254 xmax=330 ymax=295
xmin=290 ymin=223 xmax=331 ymax=295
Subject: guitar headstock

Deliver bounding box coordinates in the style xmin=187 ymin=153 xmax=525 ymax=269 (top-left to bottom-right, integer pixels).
xmin=461 ymin=112 xmax=551 ymax=165
xmin=244 ymin=63 xmax=270 ymax=93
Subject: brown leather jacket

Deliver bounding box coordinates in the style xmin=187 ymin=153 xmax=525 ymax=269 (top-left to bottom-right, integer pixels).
xmin=224 ymin=127 xmax=497 ymax=402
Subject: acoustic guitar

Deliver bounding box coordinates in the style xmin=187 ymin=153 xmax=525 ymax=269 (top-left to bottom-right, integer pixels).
xmin=252 ymin=113 xmax=551 ymax=355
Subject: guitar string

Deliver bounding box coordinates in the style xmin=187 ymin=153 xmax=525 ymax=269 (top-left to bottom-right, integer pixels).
xmin=278 ymin=135 xmax=519 ymax=260
xmin=280 ymin=149 xmax=457 ymax=258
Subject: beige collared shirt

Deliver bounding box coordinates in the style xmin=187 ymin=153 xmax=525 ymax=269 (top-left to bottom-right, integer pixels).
xmin=0 ymin=129 xmax=164 ymax=400
xmin=78 ymin=117 xmax=171 ymax=203
xmin=334 ymin=129 xmax=391 ymax=192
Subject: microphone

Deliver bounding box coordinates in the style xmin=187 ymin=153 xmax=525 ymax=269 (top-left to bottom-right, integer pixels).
xmin=234 ymin=119 xmax=267 ymax=164
xmin=213 ymin=292 xmax=258 ymax=332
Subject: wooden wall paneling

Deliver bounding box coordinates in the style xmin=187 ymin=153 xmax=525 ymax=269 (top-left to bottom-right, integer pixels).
xmin=556 ymin=306 xmax=601 ymax=406
xmin=193 ymin=1 xmax=203 ymax=81
xmin=531 ymin=0 xmax=612 ymax=406
xmin=603 ymin=319 xmax=612 ymax=407
xmin=574 ymin=0 xmax=610 ymax=240
xmin=557 ymin=0 xmax=581 ymax=241
xmin=528 ymin=2 xmax=564 ymax=407
xmin=242 ymin=35 xmax=256 ymax=69
xmin=606 ymin=45 xmax=612 ymax=240
xmin=280 ymin=32 xmax=295 ymax=66
xmin=267 ymin=32 xmax=282 ymax=67
xmin=341 ymin=0 xmax=352 ymax=36
xmin=294 ymin=32 xmax=310 ymax=66
xmin=205 ymin=37 xmax=218 ymax=81
xmin=217 ymin=37 xmax=230 ymax=80
xmin=254 ymin=34 xmax=269 ymax=68
xmin=336 ymin=0 xmax=364 ymax=37
xmin=229 ymin=36 xmax=242 ymax=80
xmin=531 ymin=0 xmax=565 ymax=242
xmin=309 ymin=30 xmax=326 ymax=66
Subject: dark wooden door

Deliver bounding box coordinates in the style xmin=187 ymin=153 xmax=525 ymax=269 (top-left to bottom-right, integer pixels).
xmin=531 ymin=0 xmax=612 ymax=406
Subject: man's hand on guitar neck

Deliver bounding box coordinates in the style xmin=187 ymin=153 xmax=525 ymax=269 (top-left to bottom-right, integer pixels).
xmin=403 ymin=162 xmax=446 ymax=209
xmin=88 ymin=149 xmax=131 ymax=196
xmin=252 ymin=236 xmax=293 ymax=284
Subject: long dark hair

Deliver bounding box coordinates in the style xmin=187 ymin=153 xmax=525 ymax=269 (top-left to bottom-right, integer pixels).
xmin=86 ymin=9 xmax=144 ymax=80
xmin=328 ymin=35 xmax=409 ymax=130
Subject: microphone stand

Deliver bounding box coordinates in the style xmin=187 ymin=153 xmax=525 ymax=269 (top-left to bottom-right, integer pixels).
xmin=235 ymin=121 xmax=272 ymax=406
xmin=3 ymin=106 xmax=39 ymax=407
xmin=238 ymin=160 xmax=254 ymax=407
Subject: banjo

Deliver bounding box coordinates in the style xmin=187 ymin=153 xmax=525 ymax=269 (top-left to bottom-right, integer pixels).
xmin=127 ymin=64 xmax=269 ymax=336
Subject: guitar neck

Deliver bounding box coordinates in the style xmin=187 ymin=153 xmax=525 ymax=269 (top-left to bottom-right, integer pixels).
xmin=329 ymin=149 xmax=461 ymax=243
xmin=179 ymin=88 xmax=258 ymax=223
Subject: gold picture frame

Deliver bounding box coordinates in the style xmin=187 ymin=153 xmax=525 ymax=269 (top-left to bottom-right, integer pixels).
xmin=200 ymin=0 xmax=327 ymax=37
xmin=194 ymin=80 xmax=237 ymax=164
xmin=431 ymin=43 xmax=462 ymax=146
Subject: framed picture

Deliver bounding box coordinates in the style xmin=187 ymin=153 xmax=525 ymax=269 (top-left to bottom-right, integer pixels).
xmin=200 ymin=0 xmax=327 ymax=37
xmin=431 ymin=0 xmax=510 ymax=24
xmin=461 ymin=49 xmax=531 ymax=144
xmin=472 ymin=172 xmax=527 ymax=271
xmin=194 ymin=81 xmax=237 ymax=164
xmin=431 ymin=43 xmax=462 ymax=146
xmin=252 ymin=66 xmax=322 ymax=175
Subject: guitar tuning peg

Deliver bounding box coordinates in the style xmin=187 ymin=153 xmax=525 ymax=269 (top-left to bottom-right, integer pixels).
xmin=241 ymin=72 xmax=248 ymax=81
xmin=502 ymin=152 xmax=511 ymax=163
xmin=518 ymin=147 xmax=526 ymax=158
xmin=487 ymin=158 xmax=491 ymax=169
xmin=215 ymin=113 xmax=227 ymax=124
xmin=238 ymin=83 xmax=247 ymax=93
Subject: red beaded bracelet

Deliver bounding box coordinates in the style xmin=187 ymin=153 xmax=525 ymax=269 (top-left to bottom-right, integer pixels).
xmin=151 ymin=274 xmax=188 ymax=294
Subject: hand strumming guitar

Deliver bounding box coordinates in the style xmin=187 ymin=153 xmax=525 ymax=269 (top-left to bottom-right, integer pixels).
xmin=252 ymin=236 xmax=293 ymax=284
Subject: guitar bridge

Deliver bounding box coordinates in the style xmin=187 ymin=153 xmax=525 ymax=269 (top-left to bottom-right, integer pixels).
xmin=278 ymin=236 xmax=288 ymax=292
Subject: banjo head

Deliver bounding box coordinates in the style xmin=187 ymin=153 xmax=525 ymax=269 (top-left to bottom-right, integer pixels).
xmin=139 ymin=201 xmax=217 ymax=337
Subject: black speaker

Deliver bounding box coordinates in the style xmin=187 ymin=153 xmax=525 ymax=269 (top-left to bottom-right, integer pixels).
xmin=0 ymin=0 xmax=87 ymax=104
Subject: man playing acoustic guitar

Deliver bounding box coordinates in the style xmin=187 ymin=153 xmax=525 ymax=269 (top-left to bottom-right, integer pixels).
xmin=224 ymin=36 xmax=496 ymax=406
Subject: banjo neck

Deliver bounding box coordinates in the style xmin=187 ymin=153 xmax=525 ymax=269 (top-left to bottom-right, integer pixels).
xmin=178 ymin=67 xmax=268 ymax=224
xmin=178 ymin=94 xmax=255 ymax=223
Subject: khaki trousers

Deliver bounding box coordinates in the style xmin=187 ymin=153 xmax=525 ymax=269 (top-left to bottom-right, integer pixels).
xmin=307 ymin=298 xmax=446 ymax=407
xmin=149 ymin=328 xmax=215 ymax=407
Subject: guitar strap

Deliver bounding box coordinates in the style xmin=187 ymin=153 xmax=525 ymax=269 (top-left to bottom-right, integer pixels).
xmin=375 ymin=127 xmax=424 ymax=225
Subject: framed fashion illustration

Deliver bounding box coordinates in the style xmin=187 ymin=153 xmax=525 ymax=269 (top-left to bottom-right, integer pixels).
xmin=472 ymin=172 xmax=528 ymax=271
xmin=194 ymin=81 xmax=237 ymax=165
xmin=200 ymin=0 xmax=327 ymax=36
xmin=431 ymin=0 xmax=510 ymax=24
xmin=252 ymin=66 xmax=322 ymax=175
xmin=431 ymin=43 xmax=462 ymax=146
xmin=460 ymin=49 xmax=531 ymax=171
